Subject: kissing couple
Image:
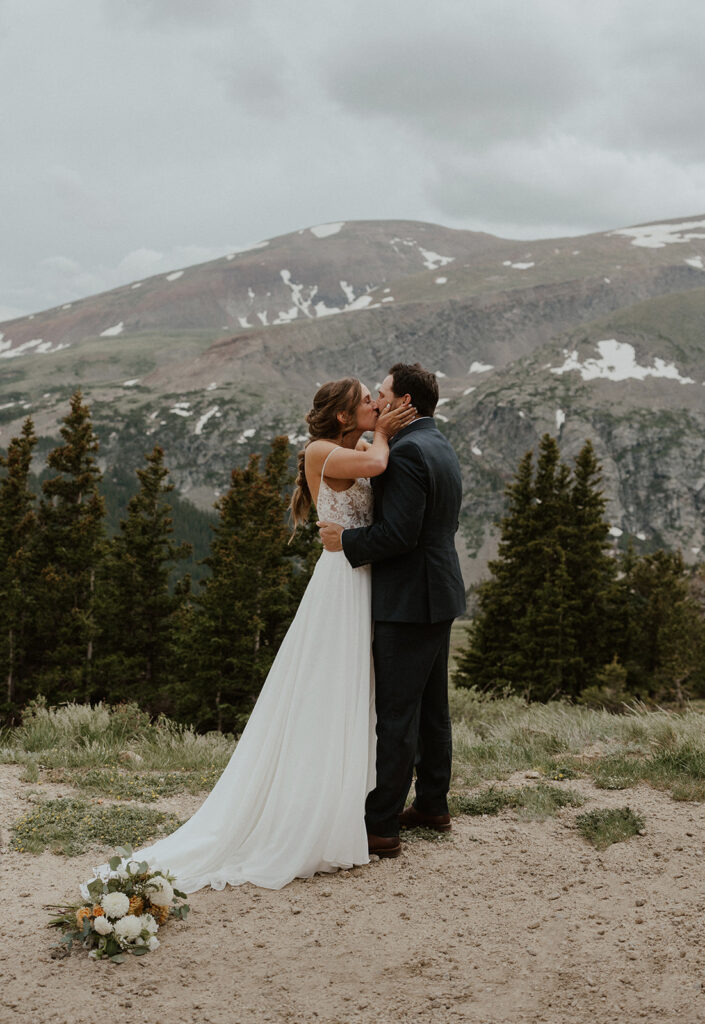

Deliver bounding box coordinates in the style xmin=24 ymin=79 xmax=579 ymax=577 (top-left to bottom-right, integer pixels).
xmin=129 ymin=362 xmax=466 ymax=890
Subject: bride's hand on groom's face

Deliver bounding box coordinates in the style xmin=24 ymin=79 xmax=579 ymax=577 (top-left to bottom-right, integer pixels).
xmin=376 ymin=402 xmax=416 ymax=439
xmin=317 ymin=521 xmax=344 ymax=551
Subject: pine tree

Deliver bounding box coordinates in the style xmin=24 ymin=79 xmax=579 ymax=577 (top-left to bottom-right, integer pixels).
xmin=97 ymin=445 xmax=191 ymax=710
xmin=184 ymin=436 xmax=298 ymax=733
xmin=454 ymin=434 xmax=615 ymax=700
xmin=566 ymin=440 xmax=617 ymax=688
xmin=615 ymin=549 xmax=705 ymax=704
xmin=0 ymin=418 xmax=38 ymax=721
xmin=34 ymin=391 xmax=106 ymax=702
xmin=454 ymin=451 xmax=535 ymax=690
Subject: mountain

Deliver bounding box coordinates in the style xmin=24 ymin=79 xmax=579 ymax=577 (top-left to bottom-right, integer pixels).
xmin=2 ymin=214 xmax=705 ymax=586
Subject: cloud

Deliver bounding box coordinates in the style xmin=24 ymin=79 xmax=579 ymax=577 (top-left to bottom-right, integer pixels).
xmin=323 ymin=3 xmax=592 ymax=150
xmin=429 ymin=138 xmax=705 ymax=237
xmin=2 ymin=0 xmax=705 ymax=315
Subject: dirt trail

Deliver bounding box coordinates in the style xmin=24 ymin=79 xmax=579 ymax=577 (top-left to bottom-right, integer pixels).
xmin=1 ymin=764 xmax=704 ymax=1024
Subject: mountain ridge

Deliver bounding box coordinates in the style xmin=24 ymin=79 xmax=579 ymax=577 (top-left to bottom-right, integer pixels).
xmin=2 ymin=213 xmax=705 ymax=587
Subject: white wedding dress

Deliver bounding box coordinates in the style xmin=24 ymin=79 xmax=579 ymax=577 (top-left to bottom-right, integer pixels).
xmin=128 ymin=462 xmax=376 ymax=891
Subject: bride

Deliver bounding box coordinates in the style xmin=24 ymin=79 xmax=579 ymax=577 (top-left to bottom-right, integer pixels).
xmin=124 ymin=378 xmax=414 ymax=891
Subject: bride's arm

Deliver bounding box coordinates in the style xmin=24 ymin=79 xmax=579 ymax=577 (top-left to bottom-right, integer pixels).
xmin=306 ymin=404 xmax=415 ymax=480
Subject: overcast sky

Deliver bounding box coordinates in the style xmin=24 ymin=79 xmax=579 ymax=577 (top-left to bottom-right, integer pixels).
xmin=2 ymin=0 xmax=705 ymax=318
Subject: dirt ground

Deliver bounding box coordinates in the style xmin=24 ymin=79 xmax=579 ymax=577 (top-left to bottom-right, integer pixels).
xmin=1 ymin=763 xmax=705 ymax=1024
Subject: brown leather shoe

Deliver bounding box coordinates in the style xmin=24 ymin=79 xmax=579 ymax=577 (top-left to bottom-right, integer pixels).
xmin=399 ymin=805 xmax=451 ymax=832
xmin=367 ymin=833 xmax=402 ymax=858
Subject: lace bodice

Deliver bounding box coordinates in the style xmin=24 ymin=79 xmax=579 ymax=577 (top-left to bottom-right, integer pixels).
xmin=316 ymin=477 xmax=374 ymax=530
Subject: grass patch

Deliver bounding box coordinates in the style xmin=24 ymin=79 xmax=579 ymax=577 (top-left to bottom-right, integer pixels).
xmin=400 ymin=826 xmax=451 ymax=845
xmin=450 ymin=783 xmax=583 ymax=821
xmin=587 ymin=743 xmax=705 ymax=799
xmin=45 ymin=766 xmax=224 ymax=802
xmin=0 ymin=699 xmax=235 ymax=772
xmin=575 ymin=806 xmax=644 ymax=851
xmin=10 ymin=797 xmax=183 ymax=856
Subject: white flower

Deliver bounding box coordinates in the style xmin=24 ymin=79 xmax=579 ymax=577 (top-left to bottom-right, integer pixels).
xmin=100 ymin=891 xmax=130 ymax=919
xmin=139 ymin=913 xmax=159 ymax=935
xmin=127 ymin=861 xmax=141 ymax=875
xmin=147 ymin=936 xmax=160 ymax=951
xmin=88 ymin=950 xmax=99 ymax=959
xmin=113 ymin=915 xmax=142 ymax=943
xmin=116 ymin=868 xmax=130 ymax=880
xmin=93 ymin=915 xmax=113 ymax=936
xmin=135 ymin=937 xmax=145 ymax=946
xmin=146 ymin=876 xmax=174 ymax=906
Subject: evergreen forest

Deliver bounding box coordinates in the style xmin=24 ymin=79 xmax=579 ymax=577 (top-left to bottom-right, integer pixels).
xmin=2 ymin=396 xmax=704 ymax=734
xmin=453 ymin=434 xmax=705 ymax=706
xmin=0 ymin=392 xmax=319 ymax=732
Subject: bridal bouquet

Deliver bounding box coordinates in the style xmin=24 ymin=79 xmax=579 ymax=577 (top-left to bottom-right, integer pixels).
xmin=48 ymin=845 xmax=189 ymax=962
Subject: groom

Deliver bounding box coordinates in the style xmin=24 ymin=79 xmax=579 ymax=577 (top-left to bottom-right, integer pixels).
xmin=318 ymin=362 xmax=466 ymax=858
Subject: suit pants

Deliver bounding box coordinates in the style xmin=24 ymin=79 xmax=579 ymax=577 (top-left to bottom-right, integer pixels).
xmin=365 ymin=619 xmax=453 ymax=838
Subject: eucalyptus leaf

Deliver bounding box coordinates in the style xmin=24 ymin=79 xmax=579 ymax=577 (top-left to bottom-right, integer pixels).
xmin=131 ymin=946 xmax=149 ymax=956
xmin=110 ymin=954 xmax=126 ymax=964
xmin=108 ymin=856 xmax=122 ymax=871
xmin=87 ymin=879 xmax=104 ymax=900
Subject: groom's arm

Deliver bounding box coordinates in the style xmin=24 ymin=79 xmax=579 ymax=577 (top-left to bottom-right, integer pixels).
xmin=342 ymin=443 xmax=427 ymax=567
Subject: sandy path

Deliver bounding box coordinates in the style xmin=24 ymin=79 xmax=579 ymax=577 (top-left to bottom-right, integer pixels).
xmin=1 ymin=764 xmax=705 ymax=1024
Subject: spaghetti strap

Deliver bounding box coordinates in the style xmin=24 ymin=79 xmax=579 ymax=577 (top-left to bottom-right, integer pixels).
xmin=321 ymin=446 xmax=340 ymax=483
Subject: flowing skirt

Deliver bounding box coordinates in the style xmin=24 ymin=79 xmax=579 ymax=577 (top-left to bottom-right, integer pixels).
xmin=131 ymin=550 xmax=375 ymax=891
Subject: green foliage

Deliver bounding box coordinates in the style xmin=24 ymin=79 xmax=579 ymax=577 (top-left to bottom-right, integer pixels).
xmin=33 ymin=391 xmax=106 ymax=704
xmin=46 ymin=765 xmax=224 ymax=802
xmin=577 ymin=657 xmax=631 ymax=711
xmin=10 ymin=797 xmax=182 ymax=855
xmin=0 ymin=417 xmax=38 ymax=721
xmin=1 ymin=698 xmax=234 ymax=771
xmin=575 ymin=806 xmax=644 ymax=850
xmin=97 ymin=445 xmax=191 ymax=711
xmin=178 ymin=436 xmax=317 ymax=732
xmin=455 ymin=434 xmax=705 ymax=706
xmin=449 ymin=782 xmax=583 ymax=820
xmin=455 ymin=436 xmax=616 ymax=701
xmin=610 ymin=548 xmax=705 ymax=704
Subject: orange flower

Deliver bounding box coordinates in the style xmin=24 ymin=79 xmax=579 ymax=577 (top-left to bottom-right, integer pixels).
xmin=128 ymin=896 xmax=144 ymax=916
xmin=149 ymin=903 xmax=171 ymax=925
xmin=92 ymin=905 xmax=105 ymax=917
xmin=76 ymin=907 xmax=92 ymax=927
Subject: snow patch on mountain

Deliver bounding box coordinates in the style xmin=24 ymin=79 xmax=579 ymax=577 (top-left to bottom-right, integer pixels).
xmin=556 ymin=409 xmax=566 ymax=430
xmin=237 ymin=427 xmax=256 ymax=444
xmin=390 ymin=237 xmax=454 ymax=271
xmin=166 ymin=271 xmax=184 ymax=282
xmin=610 ymin=219 xmax=705 ymax=248
xmin=310 ymin=223 xmax=345 ymax=238
xmin=0 ymin=337 xmax=70 ymax=359
xmin=468 ymin=361 xmax=493 ymax=374
xmin=100 ymin=322 xmax=124 ymax=337
xmin=685 ymin=256 xmax=704 ymax=269
xmin=195 ymin=406 xmax=220 ymax=435
xmin=551 ymin=339 xmax=695 ymax=384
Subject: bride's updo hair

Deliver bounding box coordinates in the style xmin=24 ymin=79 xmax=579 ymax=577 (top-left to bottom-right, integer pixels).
xmin=289 ymin=377 xmax=363 ymax=532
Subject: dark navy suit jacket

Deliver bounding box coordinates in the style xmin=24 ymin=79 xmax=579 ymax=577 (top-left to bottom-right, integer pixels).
xmin=342 ymin=418 xmax=466 ymax=623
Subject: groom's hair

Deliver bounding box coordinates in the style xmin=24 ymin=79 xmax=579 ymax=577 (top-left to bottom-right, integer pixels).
xmin=388 ymin=362 xmax=439 ymax=417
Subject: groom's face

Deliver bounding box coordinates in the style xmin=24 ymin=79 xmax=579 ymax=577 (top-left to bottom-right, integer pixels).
xmin=376 ymin=374 xmax=406 ymax=412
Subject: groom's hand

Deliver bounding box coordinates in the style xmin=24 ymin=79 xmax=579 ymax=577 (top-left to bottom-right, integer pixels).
xmin=317 ymin=521 xmax=344 ymax=552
